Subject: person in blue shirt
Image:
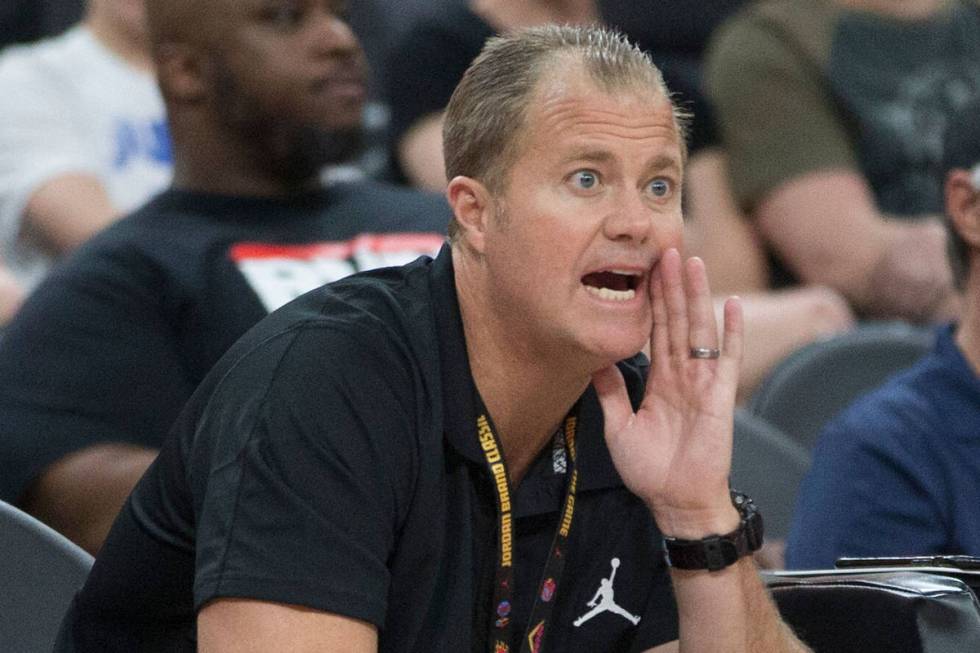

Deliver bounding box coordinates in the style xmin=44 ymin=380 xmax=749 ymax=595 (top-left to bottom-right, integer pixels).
xmin=786 ymin=96 xmax=980 ymax=569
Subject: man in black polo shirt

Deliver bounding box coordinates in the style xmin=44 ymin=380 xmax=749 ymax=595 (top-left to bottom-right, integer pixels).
xmin=60 ymin=25 xmax=811 ymax=653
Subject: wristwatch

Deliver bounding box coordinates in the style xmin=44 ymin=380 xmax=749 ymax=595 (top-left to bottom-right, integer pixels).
xmin=661 ymin=491 xmax=764 ymax=571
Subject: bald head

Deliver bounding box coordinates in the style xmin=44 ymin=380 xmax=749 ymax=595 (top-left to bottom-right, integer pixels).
xmin=144 ymin=0 xmax=223 ymax=48
xmin=146 ymin=0 xmax=368 ymax=194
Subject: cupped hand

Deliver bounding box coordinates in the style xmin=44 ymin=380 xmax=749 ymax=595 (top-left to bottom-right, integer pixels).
xmin=592 ymin=249 xmax=743 ymax=537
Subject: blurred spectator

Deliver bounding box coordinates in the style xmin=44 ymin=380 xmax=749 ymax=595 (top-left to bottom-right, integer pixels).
xmin=707 ymin=0 xmax=980 ymax=323
xmin=0 ymin=0 xmax=171 ymax=295
xmin=0 ymin=0 xmax=450 ymax=554
xmin=0 ymin=259 xmax=24 ymax=327
xmin=0 ymin=0 xmax=84 ymax=50
xmin=385 ymin=0 xmax=854 ymax=397
xmin=387 ymin=0 xmax=600 ymax=190
xmin=785 ymin=96 xmax=980 ymax=569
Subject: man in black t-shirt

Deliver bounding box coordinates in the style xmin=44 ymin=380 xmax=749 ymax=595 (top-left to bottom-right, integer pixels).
xmin=0 ymin=0 xmax=450 ymax=553
xmin=60 ymin=24 xmax=811 ymax=653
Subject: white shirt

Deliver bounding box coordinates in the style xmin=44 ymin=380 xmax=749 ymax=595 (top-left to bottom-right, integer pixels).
xmin=0 ymin=26 xmax=171 ymax=289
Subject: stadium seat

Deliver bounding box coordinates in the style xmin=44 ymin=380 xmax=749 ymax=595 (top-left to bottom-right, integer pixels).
xmin=765 ymin=570 xmax=980 ymax=652
xmin=0 ymin=499 xmax=93 ymax=652
xmin=748 ymin=322 xmax=934 ymax=451
xmin=731 ymin=409 xmax=811 ymax=540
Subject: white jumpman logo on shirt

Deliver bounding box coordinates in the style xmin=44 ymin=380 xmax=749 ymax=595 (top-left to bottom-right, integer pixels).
xmin=573 ymin=557 xmax=641 ymax=627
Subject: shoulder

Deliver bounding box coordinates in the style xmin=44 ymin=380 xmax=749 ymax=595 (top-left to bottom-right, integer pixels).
xmin=204 ymin=255 xmax=439 ymax=395
xmin=817 ymin=352 xmax=954 ymax=460
xmin=0 ymin=27 xmax=89 ymax=88
xmin=709 ymin=0 xmax=839 ymax=64
xmin=327 ymin=180 xmax=452 ymax=231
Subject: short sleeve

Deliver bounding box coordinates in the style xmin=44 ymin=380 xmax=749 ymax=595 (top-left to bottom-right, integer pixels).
xmin=0 ymin=240 xmax=195 ymax=502
xmin=0 ymin=58 xmax=99 ymax=245
xmin=705 ymin=8 xmax=859 ymax=211
xmin=785 ymin=399 xmax=947 ymax=569
xmin=192 ymin=322 xmax=420 ymax=627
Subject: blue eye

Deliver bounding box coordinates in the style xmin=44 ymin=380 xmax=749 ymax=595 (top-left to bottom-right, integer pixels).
xmin=572 ymin=171 xmax=598 ymax=190
xmin=648 ymin=178 xmax=672 ymax=197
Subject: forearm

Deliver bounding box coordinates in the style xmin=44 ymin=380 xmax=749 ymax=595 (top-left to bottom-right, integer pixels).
xmin=652 ymin=500 xmax=810 ymax=653
xmin=0 ymin=262 xmax=24 ymax=326
xmin=757 ymin=171 xmax=954 ymax=322
xmin=672 ymin=559 xmax=810 ymax=652
xmin=24 ymin=173 xmax=118 ymax=254
xmin=684 ymin=149 xmax=769 ymax=294
xmin=722 ymin=287 xmax=854 ymax=399
xmin=860 ymin=217 xmax=957 ymax=322
xmin=20 ymin=443 xmax=158 ymax=554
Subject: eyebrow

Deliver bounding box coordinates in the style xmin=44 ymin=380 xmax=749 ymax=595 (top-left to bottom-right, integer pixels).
xmin=561 ymin=149 xmax=682 ymax=175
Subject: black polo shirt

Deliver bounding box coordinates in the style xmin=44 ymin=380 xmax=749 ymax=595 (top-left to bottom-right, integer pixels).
xmin=60 ymin=245 xmax=678 ymax=652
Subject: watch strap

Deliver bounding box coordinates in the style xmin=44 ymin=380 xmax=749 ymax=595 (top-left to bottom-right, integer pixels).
xmin=662 ymin=491 xmax=764 ymax=571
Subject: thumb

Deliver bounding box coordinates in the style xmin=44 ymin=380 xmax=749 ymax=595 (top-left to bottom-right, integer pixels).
xmin=592 ymin=365 xmax=633 ymax=437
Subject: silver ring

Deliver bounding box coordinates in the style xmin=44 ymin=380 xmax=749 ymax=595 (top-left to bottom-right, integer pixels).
xmin=689 ymin=347 xmax=721 ymax=360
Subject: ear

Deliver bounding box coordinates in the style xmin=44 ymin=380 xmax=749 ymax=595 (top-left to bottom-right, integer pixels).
xmin=446 ymin=175 xmax=493 ymax=254
xmin=154 ymin=42 xmax=207 ymax=103
xmin=945 ymin=169 xmax=980 ymax=249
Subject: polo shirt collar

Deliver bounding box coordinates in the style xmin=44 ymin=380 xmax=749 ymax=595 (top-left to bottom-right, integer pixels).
xmin=428 ymin=244 xmax=624 ymax=497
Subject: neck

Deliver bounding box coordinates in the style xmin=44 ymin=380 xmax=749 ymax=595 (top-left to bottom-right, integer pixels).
xmin=168 ymin=120 xmax=321 ymax=197
xmin=835 ymin=0 xmax=949 ymax=19
xmin=955 ymin=265 xmax=980 ymax=377
xmin=454 ymin=248 xmax=591 ymax=486
xmin=472 ymin=0 xmax=600 ymax=32
xmin=84 ymin=9 xmax=152 ymax=72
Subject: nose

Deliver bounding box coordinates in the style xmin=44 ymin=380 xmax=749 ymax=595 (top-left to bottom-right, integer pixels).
xmin=309 ymin=9 xmax=362 ymax=59
xmin=601 ymin=189 xmax=654 ymax=244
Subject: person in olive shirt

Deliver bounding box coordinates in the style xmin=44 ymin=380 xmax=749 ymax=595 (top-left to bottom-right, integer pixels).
xmin=707 ymin=0 xmax=980 ymax=321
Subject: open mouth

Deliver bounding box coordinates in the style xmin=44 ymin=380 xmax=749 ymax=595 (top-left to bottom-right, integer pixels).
xmin=581 ymin=270 xmax=642 ymax=302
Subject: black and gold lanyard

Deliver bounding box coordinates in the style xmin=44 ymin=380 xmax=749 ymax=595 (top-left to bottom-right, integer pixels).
xmin=476 ymin=398 xmax=580 ymax=653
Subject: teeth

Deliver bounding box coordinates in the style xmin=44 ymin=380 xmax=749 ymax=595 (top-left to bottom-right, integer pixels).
xmin=609 ymin=269 xmax=640 ymax=276
xmin=585 ymin=286 xmax=636 ymax=301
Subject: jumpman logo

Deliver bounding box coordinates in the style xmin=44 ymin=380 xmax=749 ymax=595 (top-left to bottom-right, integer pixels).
xmin=573 ymin=558 xmax=641 ymax=627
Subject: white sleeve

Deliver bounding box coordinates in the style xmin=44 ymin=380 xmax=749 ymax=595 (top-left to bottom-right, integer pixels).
xmin=0 ymin=57 xmax=102 ymax=246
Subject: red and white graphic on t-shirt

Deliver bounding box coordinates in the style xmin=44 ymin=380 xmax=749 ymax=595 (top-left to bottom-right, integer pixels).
xmin=230 ymin=233 xmax=445 ymax=312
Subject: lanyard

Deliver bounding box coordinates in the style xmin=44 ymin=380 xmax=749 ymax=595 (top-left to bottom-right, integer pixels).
xmin=476 ymin=401 xmax=579 ymax=653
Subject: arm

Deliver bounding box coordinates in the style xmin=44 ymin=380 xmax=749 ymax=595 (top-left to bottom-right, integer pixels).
xmin=756 ymin=170 xmax=955 ymax=322
xmin=397 ymin=112 xmax=448 ymax=192
xmin=0 ymin=259 xmax=24 ymax=326
xmin=22 ymin=172 xmax=118 ymax=254
xmin=198 ymin=599 xmax=377 ymax=653
xmin=593 ymin=250 xmax=810 ymax=652
xmin=723 ymin=286 xmax=854 ymax=400
xmin=0 ymin=68 xmax=122 ymax=256
xmin=20 ymin=443 xmax=157 ymax=555
xmin=0 ymin=246 xmax=195 ymax=546
xmin=684 ymin=148 xmax=768 ymax=295
xmin=682 ymin=150 xmax=855 ymax=398
xmin=189 ymin=328 xmax=417 ymax=648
